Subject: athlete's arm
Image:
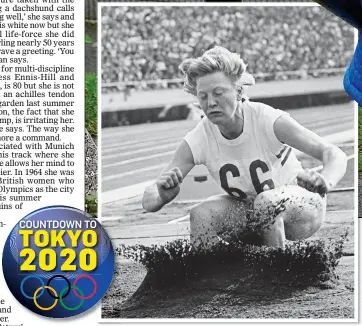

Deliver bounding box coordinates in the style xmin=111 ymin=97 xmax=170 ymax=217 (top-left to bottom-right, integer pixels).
xmin=142 ymin=140 xmax=195 ymax=212
xmin=273 ymin=114 xmax=347 ymax=192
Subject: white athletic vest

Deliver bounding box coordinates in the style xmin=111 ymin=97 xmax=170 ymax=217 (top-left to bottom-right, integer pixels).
xmin=183 ymin=101 xmax=303 ymax=200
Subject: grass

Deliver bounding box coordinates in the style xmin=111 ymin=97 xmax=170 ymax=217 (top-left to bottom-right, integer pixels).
xmin=85 ymin=73 xmax=97 ymax=137
xmin=85 ymin=193 xmax=97 ymax=217
xmin=85 ymin=34 xmax=93 ymax=44
xmin=85 ymin=73 xmax=98 ymax=213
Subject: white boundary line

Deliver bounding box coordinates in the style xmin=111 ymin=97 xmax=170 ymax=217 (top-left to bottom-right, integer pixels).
xmin=311 ymin=153 xmax=354 ymax=171
xmin=102 ymin=180 xmax=154 ymax=204
xmin=167 ymin=207 xmax=355 ymax=225
xmin=103 ymin=150 xmax=173 ymax=169
xmin=320 ymin=129 xmax=354 ymax=144
xmin=168 ymin=214 xmax=190 ymax=224
xmin=102 ymin=216 xmax=125 ymax=223
xmin=102 ymin=135 xmax=181 ymax=152
xmin=102 ymin=163 xmax=165 ymax=182
xmin=102 ymin=142 xmax=177 ymax=160
xmin=336 ymin=141 xmax=354 ymax=148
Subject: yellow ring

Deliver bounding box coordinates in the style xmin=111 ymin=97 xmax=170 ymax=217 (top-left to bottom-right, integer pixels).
xmin=33 ymin=286 xmax=58 ymax=311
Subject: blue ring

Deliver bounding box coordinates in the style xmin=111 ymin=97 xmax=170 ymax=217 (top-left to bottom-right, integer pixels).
xmin=20 ymin=275 xmax=45 ymax=299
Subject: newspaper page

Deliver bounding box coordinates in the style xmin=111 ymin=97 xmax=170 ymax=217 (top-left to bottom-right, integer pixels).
xmin=0 ymin=0 xmax=111 ymax=324
xmin=99 ymin=2 xmax=359 ymax=323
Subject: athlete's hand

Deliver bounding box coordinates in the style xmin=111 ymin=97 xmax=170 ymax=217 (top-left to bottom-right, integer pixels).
xmin=297 ymin=169 xmax=329 ymax=197
xmin=156 ymin=167 xmax=183 ymax=204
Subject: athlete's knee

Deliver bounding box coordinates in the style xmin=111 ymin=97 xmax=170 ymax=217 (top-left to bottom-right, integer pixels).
xmin=254 ymin=185 xmax=324 ymax=214
xmin=253 ymin=187 xmax=285 ymax=215
xmin=189 ymin=202 xmax=204 ymax=225
xmin=279 ymin=187 xmax=326 ymax=240
xmin=253 ymin=186 xmax=326 ymax=241
xmin=190 ymin=195 xmax=233 ymax=222
xmin=254 ymin=190 xmax=273 ymax=209
xmin=285 ymin=210 xmax=325 ymax=241
xmin=190 ymin=194 xmax=246 ymax=236
xmin=289 ymin=198 xmax=325 ymax=239
xmin=189 ymin=199 xmax=217 ymax=234
xmin=189 ymin=200 xmax=219 ymax=248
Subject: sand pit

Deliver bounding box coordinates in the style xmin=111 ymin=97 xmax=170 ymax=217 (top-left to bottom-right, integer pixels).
xmin=101 ymin=209 xmax=355 ymax=320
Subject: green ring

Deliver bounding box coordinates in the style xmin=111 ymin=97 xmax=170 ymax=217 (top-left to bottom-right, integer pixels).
xmin=59 ymin=286 xmax=84 ymax=311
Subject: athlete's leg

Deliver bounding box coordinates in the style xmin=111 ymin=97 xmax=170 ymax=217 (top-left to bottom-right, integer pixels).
xmin=256 ymin=215 xmax=286 ymax=248
xmin=190 ymin=186 xmax=326 ymax=250
xmin=189 ymin=194 xmax=251 ymax=250
xmin=254 ymin=185 xmax=326 ymax=244
xmin=189 ymin=193 xmax=288 ymax=249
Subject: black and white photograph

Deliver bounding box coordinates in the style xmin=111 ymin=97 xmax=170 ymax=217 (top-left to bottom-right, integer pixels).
xmin=99 ymin=4 xmax=357 ymax=320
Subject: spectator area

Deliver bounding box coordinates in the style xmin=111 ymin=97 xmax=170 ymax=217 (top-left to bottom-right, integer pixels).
xmin=88 ymin=0 xmax=313 ymax=21
xmin=101 ymin=6 xmax=354 ymax=91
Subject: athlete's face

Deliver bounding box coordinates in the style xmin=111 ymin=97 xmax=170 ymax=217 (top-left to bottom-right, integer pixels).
xmin=196 ymin=71 xmax=238 ymax=125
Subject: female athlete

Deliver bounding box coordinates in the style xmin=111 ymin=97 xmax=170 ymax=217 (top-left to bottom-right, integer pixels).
xmin=142 ymin=46 xmax=347 ymax=250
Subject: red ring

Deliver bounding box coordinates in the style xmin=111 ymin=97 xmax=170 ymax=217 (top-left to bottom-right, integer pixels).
xmin=72 ymin=275 xmax=97 ymax=300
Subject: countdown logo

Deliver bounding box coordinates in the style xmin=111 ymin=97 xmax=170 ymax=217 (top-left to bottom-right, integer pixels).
xmin=2 ymin=206 xmax=115 ymax=318
xmin=19 ymin=229 xmax=97 ymax=272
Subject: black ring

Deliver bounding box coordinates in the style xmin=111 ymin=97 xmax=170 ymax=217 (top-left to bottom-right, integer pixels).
xmin=46 ymin=275 xmax=71 ymax=299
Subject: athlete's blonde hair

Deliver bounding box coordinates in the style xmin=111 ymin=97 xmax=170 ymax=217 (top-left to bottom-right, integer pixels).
xmin=179 ymin=46 xmax=255 ymax=99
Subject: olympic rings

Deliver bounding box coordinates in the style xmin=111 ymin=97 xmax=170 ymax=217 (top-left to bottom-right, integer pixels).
xmin=33 ymin=286 xmax=58 ymax=311
xmin=73 ymin=275 xmax=97 ymax=300
xmin=60 ymin=286 xmax=84 ymax=311
xmin=47 ymin=275 xmax=71 ymax=299
xmin=20 ymin=275 xmax=45 ymax=300
xmin=20 ymin=274 xmax=98 ymax=311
